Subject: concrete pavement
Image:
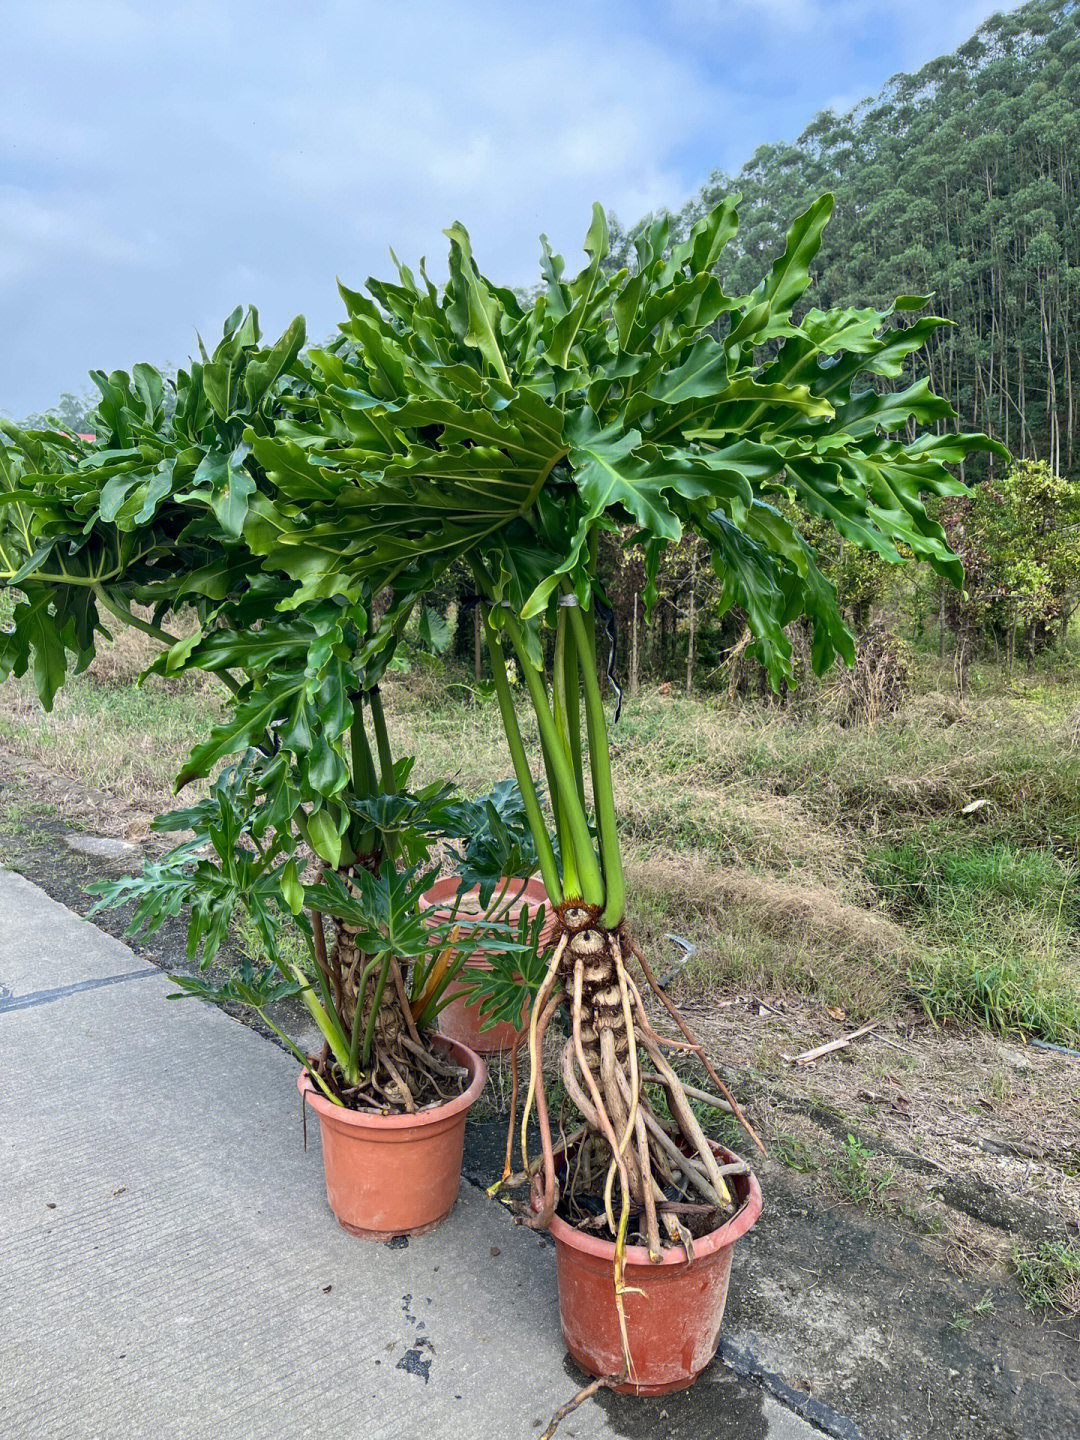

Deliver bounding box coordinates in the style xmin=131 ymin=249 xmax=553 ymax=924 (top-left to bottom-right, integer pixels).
xmin=0 ymin=866 xmax=831 ymax=1440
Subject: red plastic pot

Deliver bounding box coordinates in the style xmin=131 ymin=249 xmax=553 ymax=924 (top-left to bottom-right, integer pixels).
xmin=542 ymin=1145 xmax=762 ymax=1395
xmin=419 ymin=875 xmax=556 ymax=1054
xmin=298 ymin=1035 xmax=486 ymax=1240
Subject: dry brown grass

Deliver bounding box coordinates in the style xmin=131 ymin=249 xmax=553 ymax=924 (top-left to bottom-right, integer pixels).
xmin=0 ymin=668 xmax=220 ymax=818
xmin=626 ymin=853 xmax=911 ymax=1019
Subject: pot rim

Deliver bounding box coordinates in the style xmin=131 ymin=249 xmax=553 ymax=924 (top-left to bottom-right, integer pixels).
xmin=542 ymin=1143 xmax=763 ymax=1267
xmin=419 ymin=873 xmax=548 ymax=914
xmin=298 ymin=1034 xmax=487 ymax=1130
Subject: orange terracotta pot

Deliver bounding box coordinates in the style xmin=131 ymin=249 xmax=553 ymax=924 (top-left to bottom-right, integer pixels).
xmin=419 ymin=876 xmax=557 ymax=1055
xmin=298 ymin=1036 xmax=486 ymax=1240
xmin=541 ymin=1145 xmax=762 ymax=1395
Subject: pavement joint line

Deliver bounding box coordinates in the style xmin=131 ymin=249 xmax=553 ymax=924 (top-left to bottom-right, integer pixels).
xmin=0 ymin=967 xmax=161 ymax=1014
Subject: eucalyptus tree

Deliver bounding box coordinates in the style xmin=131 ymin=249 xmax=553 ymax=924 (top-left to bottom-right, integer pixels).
xmin=0 ymin=309 xmax=537 ymax=1112
xmin=686 ymin=0 xmax=1080 ymax=478
xmin=229 ymin=194 xmax=1000 ymax=1295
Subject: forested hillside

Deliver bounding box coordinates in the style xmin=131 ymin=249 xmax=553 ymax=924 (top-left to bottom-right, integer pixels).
xmin=617 ymin=0 xmax=1080 ymax=479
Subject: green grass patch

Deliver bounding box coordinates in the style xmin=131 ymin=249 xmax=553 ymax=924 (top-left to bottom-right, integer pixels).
xmin=867 ymin=841 xmax=1075 ymax=914
xmin=1011 ymin=1241 xmax=1080 ymax=1313
xmin=909 ymin=938 xmax=1080 ymax=1047
xmin=866 ymin=838 xmax=1080 ymax=1045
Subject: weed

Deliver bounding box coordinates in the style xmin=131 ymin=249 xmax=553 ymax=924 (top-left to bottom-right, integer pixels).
xmin=901 ymin=1201 xmax=944 ymax=1236
xmin=234 ymin=910 xmax=312 ymax=975
xmin=945 ymin=1288 xmax=996 ymax=1331
xmin=830 ymin=1133 xmax=896 ymax=1211
xmin=981 ymin=1069 xmax=1014 ymax=1104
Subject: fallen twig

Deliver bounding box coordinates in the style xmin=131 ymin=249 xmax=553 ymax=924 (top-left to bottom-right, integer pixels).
xmin=750 ymin=996 xmax=789 ymax=1020
xmin=785 ymin=1021 xmax=880 ymax=1066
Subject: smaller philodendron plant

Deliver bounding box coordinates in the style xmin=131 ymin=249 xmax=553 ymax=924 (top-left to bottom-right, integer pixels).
xmin=0 ymin=310 xmax=545 ymax=1111
xmin=90 ymin=749 xmax=546 ymax=1111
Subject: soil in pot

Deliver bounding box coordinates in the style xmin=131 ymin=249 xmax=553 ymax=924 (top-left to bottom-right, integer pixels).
xmin=541 ymin=1141 xmax=762 ymax=1395
xmin=420 ymin=875 xmax=555 ymax=1053
xmin=300 ymin=1035 xmax=487 ymax=1239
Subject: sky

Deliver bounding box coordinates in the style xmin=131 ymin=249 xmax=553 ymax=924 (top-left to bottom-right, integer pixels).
xmin=2 ymin=0 xmax=1025 ymax=419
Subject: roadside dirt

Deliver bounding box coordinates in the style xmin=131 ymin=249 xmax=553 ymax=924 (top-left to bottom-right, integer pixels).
xmin=3 ymin=741 xmax=1078 ymax=1440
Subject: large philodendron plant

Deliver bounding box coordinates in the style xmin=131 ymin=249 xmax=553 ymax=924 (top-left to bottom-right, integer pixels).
xmin=233 ymin=194 xmax=1003 ymax=1281
xmin=0 ymin=311 xmax=542 ymax=1112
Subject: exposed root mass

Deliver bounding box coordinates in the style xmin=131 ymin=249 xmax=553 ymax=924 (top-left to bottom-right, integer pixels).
xmin=507 ymin=903 xmax=759 ymax=1259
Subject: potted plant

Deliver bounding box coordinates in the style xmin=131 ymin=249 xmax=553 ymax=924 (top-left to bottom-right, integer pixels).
xmin=0 ymin=315 xmax=542 ymax=1238
xmin=236 ymin=194 xmax=1001 ymax=1398
xmin=89 ymin=745 xmax=540 ymax=1238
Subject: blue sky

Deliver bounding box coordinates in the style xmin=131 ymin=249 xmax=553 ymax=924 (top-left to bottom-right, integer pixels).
xmin=3 ymin=0 xmax=1023 ymax=418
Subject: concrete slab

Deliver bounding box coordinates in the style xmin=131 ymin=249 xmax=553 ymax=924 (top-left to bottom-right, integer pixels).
xmin=0 ymin=868 xmax=826 ymax=1440
xmin=63 ymin=832 xmax=140 ymax=863
xmin=0 ymin=865 xmax=151 ymax=995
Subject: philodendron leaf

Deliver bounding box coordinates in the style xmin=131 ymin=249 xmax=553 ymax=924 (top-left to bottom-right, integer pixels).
xmin=545 ymin=203 xmax=609 ymax=368
xmin=748 ymin=192 xmax=835 ymax=323
xmin=6 ymin=589 xmax=68 ymax=710
xmin=417 ymin=607 xmax=452 ymax=654
xmin=194 ymin=445 xmax=257 ymax=537
xmin=306 ymin=808 xmax=342 ymax=868
xmin=445 ymin=222 xmax=510 ymax=382
xmin=175 ymin=678 xmax=305 ymax=789
xmin=243 ymin=316 xmax=306 ymax=408
xmin=280 ymin=858 xmax=305 ymax=915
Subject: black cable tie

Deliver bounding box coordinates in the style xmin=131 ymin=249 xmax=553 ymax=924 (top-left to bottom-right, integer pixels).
xmin=595 ymin=598 xmax=623 ymax=725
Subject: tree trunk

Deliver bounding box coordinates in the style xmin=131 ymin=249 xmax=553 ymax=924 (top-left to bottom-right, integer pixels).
xmin=630 ymin=592 xmax=640 ymax=698
xmin=686 ymin=554 xmax=697 ymax=696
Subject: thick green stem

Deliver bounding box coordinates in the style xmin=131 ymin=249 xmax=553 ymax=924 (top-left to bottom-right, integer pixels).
xmin=560 ymin=607 xmax=586 ymax=808
xmin=566 ymin=603 xmax=625 ymax=928
xmin=368 ymin=687 xmax=396 ymax=793
xmin=348 ymin=953 xmax=384 ymax=1074
xmin=349 ymin=695 xmax=377 ymax=796
xmin=540 ymin=626 xmax=580 ymax=900
xmin=256 ymin=1007 xmax=341 ymax=1104
xmin=349 ymin=695 xmax=379 ymax=859
xmin=501 ymin=609 xmax=603 ymax=906
xmin=550 ymin=613 xmax=584 ymax=899
xmin=360 ymin=952 xmax=393 ymax=1071
xmin=284 ymin=962 xmax=353 ymax=1078
xmin=479 ymin=608 xmax=563 ymax=906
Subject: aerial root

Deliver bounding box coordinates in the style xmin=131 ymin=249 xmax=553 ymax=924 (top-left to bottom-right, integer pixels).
xmin=572 ymin=956 xmax=635 ymax=1376
xmin=624 ymin=932 xmax=765 ymax=1155
xmin=519 ymin=933 xmax=570 ymax=1173
xmin=527 ymin=995 xmax=563 ymax=1228
xmin=539 ymin=1372 xmax=622 ymax=1440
